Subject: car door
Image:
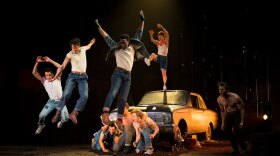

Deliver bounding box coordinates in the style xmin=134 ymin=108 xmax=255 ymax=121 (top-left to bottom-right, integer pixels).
xmin=189 ymin=94 xmax=205 ymax=133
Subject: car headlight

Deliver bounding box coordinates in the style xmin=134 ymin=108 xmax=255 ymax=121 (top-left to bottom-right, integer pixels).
xmin=162 ymin=113 xmax=171 ymax=124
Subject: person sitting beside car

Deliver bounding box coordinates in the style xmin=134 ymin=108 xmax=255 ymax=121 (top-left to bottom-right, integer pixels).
xmin=131 ymin=109 xmax=159 ymax=155
xmin=91 ymin=121 xmax=120 ymax=153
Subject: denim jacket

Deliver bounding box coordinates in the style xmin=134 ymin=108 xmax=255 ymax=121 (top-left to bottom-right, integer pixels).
xmin=104 ymin=29 xmax=150 ymax=61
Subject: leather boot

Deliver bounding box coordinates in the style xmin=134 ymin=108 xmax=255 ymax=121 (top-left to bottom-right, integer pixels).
xmin=70 ymin=111 xmax=79 ymax=125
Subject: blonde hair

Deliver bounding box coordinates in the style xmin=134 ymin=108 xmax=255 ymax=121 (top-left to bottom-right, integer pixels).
xmin=131 ymin=109 xmax=144 ymax=119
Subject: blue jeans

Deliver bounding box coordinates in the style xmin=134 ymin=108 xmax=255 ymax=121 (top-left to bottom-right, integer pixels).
xmin=57 ymin=73 xmax=88 ymax=112
xmin=38 ymin=99 xmax=69 ymax=125
xmin=92 ymin=129 xmax=102 ymax=151
xmin=136 ymin=127 xmax=155 ymax=151
xmin=103 ymin=70 xmax=131 ymax=118
xmin=156 ymin=55 xmax=168 ymax=70
xmin=113 ymin=125 xmax=135 ymax=151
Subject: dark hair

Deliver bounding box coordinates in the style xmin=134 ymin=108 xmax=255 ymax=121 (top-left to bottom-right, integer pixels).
xmin=217 ymin=82 xmax=229 ymax=89
xmin=44 ymin=67 xmax=53 ymax=74
xmin=109 ymin=121 xmax=116 ymax=128
xmin=119 ymin=34 xmax=130 ymax=41
xmin=69 ymin=38 xmax=81 ymax=46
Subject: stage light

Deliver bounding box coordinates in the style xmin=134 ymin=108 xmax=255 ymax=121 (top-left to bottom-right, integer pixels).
xmin=263 ymin=114 xmax=268 ymax=120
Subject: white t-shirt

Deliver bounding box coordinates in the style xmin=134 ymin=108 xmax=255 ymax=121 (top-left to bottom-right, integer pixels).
xmin=115 ymin=45 xmax=135 ymax=71
xmin=66 ymin=46 xmax=87 ymax=72
xmin=42 ymin=77 xmax=62 ymax=101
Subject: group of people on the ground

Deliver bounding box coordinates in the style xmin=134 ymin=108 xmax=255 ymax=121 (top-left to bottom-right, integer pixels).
xmin=32 ymin=9 xmax=247 ymax=155
xmin=91 ymin=103 xmax=159 ymax=154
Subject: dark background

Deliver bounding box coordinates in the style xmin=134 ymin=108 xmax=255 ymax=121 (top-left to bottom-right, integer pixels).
xmin=0 ymin=0 xmax=277 ymax=145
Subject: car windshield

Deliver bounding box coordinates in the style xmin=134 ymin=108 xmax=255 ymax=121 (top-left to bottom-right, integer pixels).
xmin=138 ymin=90 xmax=189 ymax=105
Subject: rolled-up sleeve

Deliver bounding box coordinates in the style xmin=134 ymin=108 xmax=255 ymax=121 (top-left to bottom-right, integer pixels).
xmin=133 ymin=29 xmax=143 ymax=41
xmin=104 ymin=36 xmax=117 ymax=49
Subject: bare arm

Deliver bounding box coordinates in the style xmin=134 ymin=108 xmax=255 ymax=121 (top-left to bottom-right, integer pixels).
xmin=51 ymin=57 xmax=70 ymax=81
xmin=84 ymin=38 xmax=96 ymax=50
xmin=148 ymin=118 xmax=159 ymax=139
xmin=238 ymin=97 xmax=245 ymax=128
xmin=148 ymin=29 xmax=158 ymax=45
xmin=32 ymin=56 xmax=44 ymax=81
xmin=44 ymin=56 xmax=63 ymax=78
xmin=99 ymin=132 xmax=109 ymax=152
xmin=217 ymin=98 xmax=226 ymax=130
xmin=133 ymin=124 xmax=141 ymax=147
xmin=157 ymin=23 xmax=169 ymax=47
xmin=44 ymin=56 xmax=61 ymax=69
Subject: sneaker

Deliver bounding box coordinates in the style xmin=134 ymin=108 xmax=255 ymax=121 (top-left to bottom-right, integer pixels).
xmin=35 ymin=124 xmax=45 ymax=135
xmin=101 ymin=112 xmax=110 ymax=125
xmin=163 ymin=85 xmax=167 ymax=91
xmin=52 ymin=111 xmax=61 ymax=123
xmin=69 ymin=111 xmax=79 ymax=125
xmin=135 ymin=149 xmax=142 ymax=154
xmin=57 ymin=120 xmax=64 ymax=128
xmin=144 ymin=147 xmax=154 ymax=155
xmin=144 ymin=58 xmax=151 ymax=66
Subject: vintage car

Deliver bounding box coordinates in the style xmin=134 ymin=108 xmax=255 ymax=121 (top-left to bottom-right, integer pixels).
xmin=110 ymin=90 xmax=219 ymax=145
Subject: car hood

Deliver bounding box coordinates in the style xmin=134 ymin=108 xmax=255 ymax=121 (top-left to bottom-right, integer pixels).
xmin=128 ymin=104 xmax=186 ymax=113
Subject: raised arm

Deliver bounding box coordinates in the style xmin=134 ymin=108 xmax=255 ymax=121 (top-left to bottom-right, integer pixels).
xmin=44 ymin=56 xmax=62 ymax=78
xmin=157 ymin=23 xmax=169 ymax=46
xmin=148 ymin=29 xmax=158 ymax=45
xmin=84 ymin=38 xmax=96 ymax=50
xmin=51 ymin=56 xmax=70 ymax=81
xmin=44 ymin=56 xmax=61 ymax=69
xmin=32 ymin=56 xmax=44 ymax=81
xmin=133 ymin=10 xmax=145 ymax=40
xmin=95 ymin=19 xmax=117 ymax=48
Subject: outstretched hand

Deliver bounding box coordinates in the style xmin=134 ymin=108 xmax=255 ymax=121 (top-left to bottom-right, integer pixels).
xmin=140 ymin=10 xmax=145 ymax=21
xmin=95 ymin=19 xmax=101 ymax=27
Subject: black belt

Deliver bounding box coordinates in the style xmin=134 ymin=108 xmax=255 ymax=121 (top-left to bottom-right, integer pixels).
xmin=72 ymin=71 xmax=86 ymax=75
xmin=115 ymin=67 xmax=131 ymax=74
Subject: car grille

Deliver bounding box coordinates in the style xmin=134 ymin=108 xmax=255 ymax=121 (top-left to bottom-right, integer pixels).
xmin=147 ymin=112 xmax=172 ymax=126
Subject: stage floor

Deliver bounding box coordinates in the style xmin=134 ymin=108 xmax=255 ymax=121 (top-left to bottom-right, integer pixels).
xmin=0 ymin=140 xmax=242 ymax=156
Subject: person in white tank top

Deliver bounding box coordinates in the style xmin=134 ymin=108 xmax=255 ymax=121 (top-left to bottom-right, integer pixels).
xmin=32 ymin=56 xmax=69 ymax=135
xmin=145 ymin=23 xmax=169 ymax=91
